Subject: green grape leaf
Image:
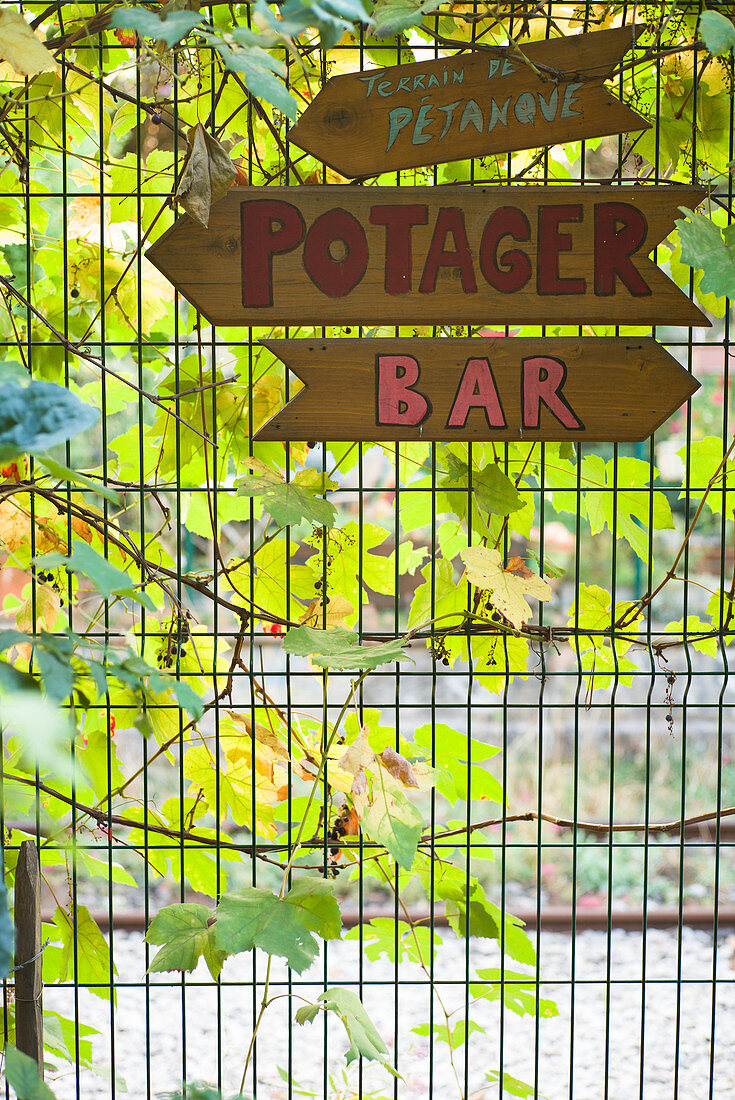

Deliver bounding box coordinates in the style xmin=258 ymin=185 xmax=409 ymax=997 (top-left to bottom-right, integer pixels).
xmin=485 ymin=1069 xmax=537 ymax=1098
xmin=699 ymin=10 xmax=735 ymax=55
xmin=362 ymin=785 xmax=423 ymax=869
xmin=371 ymin=0 xmax=446 ymax=38
xmin=0 ymin=379 xmax=98 ymax=462
xmin=110 ymin=7 xmax=205 ymax=46
xmin=238 ymin=461 xmax=337 ymax=528
xmin=470 ymin=968 xmax=558 ymax=1018
xmin=209 ymin=39 xmax=298 ymax=120
xmin=4 ymin=1045 xmax=57 ymax=1100
xmin=676 ymin=208 xmax=735 ymax=299
xmin=678 ymin=435 xmax=735 ymax=515
xmin=164 ymin=1087 xmax=251 ymax=1100
xmin=214 ymin=878 xmax=341 ymax=974
xmin=283 ymin=625 xmax=411 ymax=670
xmin=0 ymin=880 xmax=13 ymax=978
xmin=36 ymin=544 xmax=155 ymax=611
xmin=412 ymin=1018 xmax=485 ymax=1049
xmin=146 ymin=903 xmax=225 ymax=980
xmin=279 ymin=0 xmax=372 ymax=49
xmin=43 ymin=905 xmax=115 ymax=1003
xmin=35 ymin=454 xmax=121 ymax=505
xmin=440 ymin=454 xmax=525 ymax=517
xmin=296 ymin=987 xmax=395 ymax=1071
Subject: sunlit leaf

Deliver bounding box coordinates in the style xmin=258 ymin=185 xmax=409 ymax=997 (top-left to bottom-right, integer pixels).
xmin=296 ymin=987 xmax=395 ymax=1070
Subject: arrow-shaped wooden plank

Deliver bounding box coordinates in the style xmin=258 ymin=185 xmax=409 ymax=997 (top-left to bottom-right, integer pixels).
xmin=146 ymin=185 xmax=708 ymax=328
xmin=255 ymin=338 xmax=699 ymax=443
xmin=289 ymin=26 xmax=649 ymax=178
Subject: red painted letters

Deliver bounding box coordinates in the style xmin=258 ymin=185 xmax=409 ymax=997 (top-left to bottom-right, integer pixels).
xmin=376 ymin=355 xmax=430 ymax=425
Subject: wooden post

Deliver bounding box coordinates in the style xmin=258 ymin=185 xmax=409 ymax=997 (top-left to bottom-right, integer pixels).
xmin=14 ymin=839 xmax=43 ymax=1073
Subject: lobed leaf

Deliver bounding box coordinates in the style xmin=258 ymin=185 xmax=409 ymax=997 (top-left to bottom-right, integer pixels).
xmin=284 ymin=625 xmax=411 ymax=670
xmin=214 ymin=878 xmax=341 ymax=974
xmin=146 ymin=903 xmax=225 ymax=980
xmin=296 ymin=987 xmax=395 ymax=1070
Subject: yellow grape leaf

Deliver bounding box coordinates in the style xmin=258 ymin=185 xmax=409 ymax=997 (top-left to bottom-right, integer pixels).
xmin=301 ymin=593 xmax=354 ymax=629
xmin=0 ymin=9 xmax=56 ymax=76
xmin=16 ymin=584 xmax=61 ymax=633
xmin=226 ymin=710 xmax=290 ymax=764
xmin=337 ymin=726 xmax=374 ymax=778
xmin=0 ymin=498 xmax=29 ymax=552
xmin=461 ymin=546 xmax=552 ymax=630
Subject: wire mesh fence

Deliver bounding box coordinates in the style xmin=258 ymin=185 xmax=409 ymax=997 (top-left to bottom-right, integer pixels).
xmin=1 ymin=1 xmax=734 ymax=1098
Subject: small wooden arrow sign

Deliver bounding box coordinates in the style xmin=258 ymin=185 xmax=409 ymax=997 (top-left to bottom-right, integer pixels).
xmin=147 ymin=185 xmax=707 ymax=328
xmin=255 ymin=338 xmax=699 ymax=443
xmin=289 ymin=26 xmax=649 ymax=178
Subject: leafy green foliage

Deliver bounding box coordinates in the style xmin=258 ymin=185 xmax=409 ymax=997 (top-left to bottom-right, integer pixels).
xmin=43 ymin=905 xmax=115 ymax=1003
xmin=699 ymin=10 xmax=735 ymax=55
xmin=0 ymin=379 xmax=98 ymax=462
xmin=110 ymin=7 xmax=206 ymax=47
xmin=4 ymin=1044 xmax=57 ymax=1100
xmin=284 ymin=625 xmax=410 ymax=669
xmin=0 ymin=2 xmax=722 ymax=1091
xmin=146 ymin=904 xmax=226 ymax=980
xmin=296 ymin=987 xmax=395 ymax=1071
xmin=371 ymin=0 xmax=446 ymax=38
xmin=470 ymin=968 xmax=558 ymax=1018
xmin=485 ymin=1069 xmax=537 ymax=1099
xmin=36 ymin=544 xmax=155 ymax=611
xmin=676 ymin=208 xmax=735 ymax=299
xmin=238 ymin=461 xmax=337 ymax=527
xmin=164 ymin=1088 xmax=250 ymax=1100
xmin=214 ymin=878 xmax=341 ymax=973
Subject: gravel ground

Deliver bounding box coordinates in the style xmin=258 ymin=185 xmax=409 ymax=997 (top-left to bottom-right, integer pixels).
xmin=45 ymin=927 xmax=735 ymax=1100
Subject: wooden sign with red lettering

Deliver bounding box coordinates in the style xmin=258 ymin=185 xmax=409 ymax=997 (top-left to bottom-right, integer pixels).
xmin=147 ymin=185 xmax=707 ymax=328
xmin=289 ymin=26 xmax=648 ymax=178
xmin=255 ymin=338 xmax=699 ymax=443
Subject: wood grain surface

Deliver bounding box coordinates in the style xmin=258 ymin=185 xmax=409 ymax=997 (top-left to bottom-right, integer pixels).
xmin=14 ymin=839 xmax=43 ymax=1071
xmin=289 ymin=26 xmax=649 ymax=178
xmin=255 ymin=337 xmax=699 ymax=442
xmin=147 ymin=185 xmax=707 ymax=328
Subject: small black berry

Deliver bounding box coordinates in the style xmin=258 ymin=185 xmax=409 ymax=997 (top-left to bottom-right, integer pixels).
xmin=151 ymin=112 xmax=162 ymax=124
xmin=307 ymin=441 xmax=317 ymax=449
xmin=179 ymin=647 xmax=187 ymax=658
xmin=667 ymin=674 xmax=676 ymax=685
xmin=70 ymin=287 xmax=79 ymax=299
xmin=665 ymin=713 xmax=673 ymax=722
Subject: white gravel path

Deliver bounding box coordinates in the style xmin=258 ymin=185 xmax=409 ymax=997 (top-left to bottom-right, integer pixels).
xmin=44 ymin=927 xmax=735 ymax=1100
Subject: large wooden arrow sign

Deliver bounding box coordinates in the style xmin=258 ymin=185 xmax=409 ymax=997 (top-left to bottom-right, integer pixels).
xmin=254 ymin=338 xmax=699 ymax=443
xmin=289 ymin=26 xmax=649 ymax=178
xmin=147 ymin=185 xmax=707 ymax=328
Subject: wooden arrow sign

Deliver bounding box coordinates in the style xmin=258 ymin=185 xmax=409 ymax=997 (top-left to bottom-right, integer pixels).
xmin=147 ymin=185 xmax=707 ymax=328
xmin=289 ymin=26 xmax=649 ymax=178
xmin=254 ymin=338 xmax=699 ymax=443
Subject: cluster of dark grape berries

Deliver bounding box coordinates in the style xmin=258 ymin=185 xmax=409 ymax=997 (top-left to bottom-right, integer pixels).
xmin=432 ymin=639 xmax=451 ymax=666
xmin=157 ymin=615 xmax=191 ymax=668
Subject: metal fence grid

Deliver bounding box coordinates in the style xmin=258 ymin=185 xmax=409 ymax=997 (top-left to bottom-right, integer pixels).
xmin=1 ymin=1 xmax=734 ymax=1098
